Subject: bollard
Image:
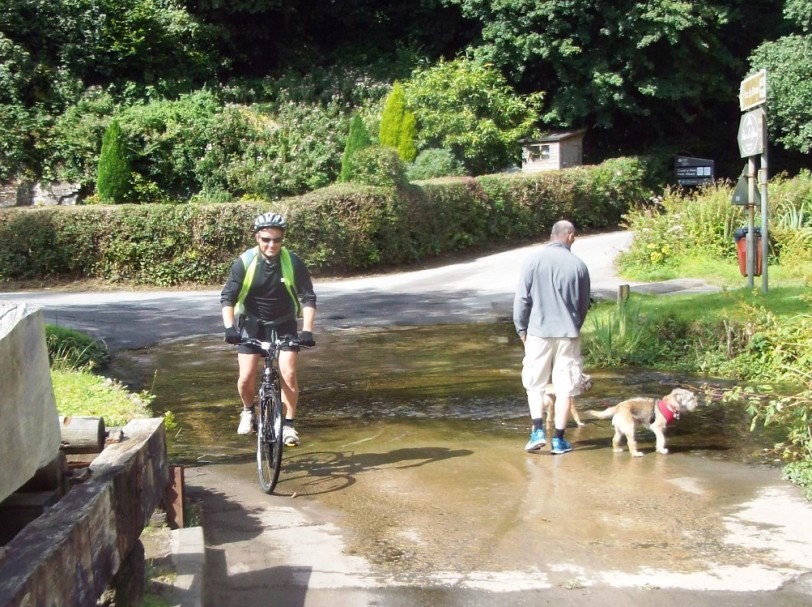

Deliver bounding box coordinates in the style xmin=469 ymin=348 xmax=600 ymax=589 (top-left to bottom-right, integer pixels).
xmin=617 ymin=284 xmax=630 ymax=304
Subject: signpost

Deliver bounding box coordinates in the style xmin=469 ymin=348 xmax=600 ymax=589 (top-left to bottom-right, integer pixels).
xmin=735 ymin=71 xmax=769 ymax=292
xmin=739 ymin=69 xmax=767 ymax=111
xmin=675 ymin=156 xmax=714 ymax=186
xmin=737 ymin=108 xmax=764 ymax=158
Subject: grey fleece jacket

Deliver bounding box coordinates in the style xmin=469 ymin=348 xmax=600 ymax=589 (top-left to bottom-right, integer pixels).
xmin=513 ymin=241 xmax=591 ymax=339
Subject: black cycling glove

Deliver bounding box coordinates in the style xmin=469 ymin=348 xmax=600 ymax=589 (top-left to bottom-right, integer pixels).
xmin=224 ymin=326 xmax=241 ymax=344
xmin=299 ymin=331 xmax=316 ymax=347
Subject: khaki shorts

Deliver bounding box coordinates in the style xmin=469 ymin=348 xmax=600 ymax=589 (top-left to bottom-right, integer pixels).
xmin=521 ymin=336 xmax=583 ymax=398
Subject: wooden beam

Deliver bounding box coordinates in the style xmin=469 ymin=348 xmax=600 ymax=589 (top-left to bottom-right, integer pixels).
xmin=0 ymin=418 xmax=168 ymax=607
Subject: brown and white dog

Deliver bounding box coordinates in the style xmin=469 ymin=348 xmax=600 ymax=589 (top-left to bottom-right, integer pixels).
xmin=586 ymin=388 xmax=698 ymax=457
xmin=543 ymin=373 xmax=593 ymax=434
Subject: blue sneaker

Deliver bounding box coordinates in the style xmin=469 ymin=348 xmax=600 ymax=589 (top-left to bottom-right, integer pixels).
xmin=524 ymin=428 xmax=547 ymax=451
xmin=551 ymin=437 xmax=573 ymax=454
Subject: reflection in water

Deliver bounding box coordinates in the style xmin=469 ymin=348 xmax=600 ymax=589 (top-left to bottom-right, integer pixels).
xmin=110 ymin=322 xmax=783 ymax=465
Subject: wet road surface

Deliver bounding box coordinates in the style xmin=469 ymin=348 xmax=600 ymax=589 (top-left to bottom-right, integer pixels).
xmin=114 ymin=326 xmax=812 ymax=607
xmin=4 ymin=231 xmax=810 ymax=605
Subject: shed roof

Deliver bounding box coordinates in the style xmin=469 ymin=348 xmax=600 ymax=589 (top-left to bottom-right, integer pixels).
xmin=521 ymin=128 xmax=587 ymax=144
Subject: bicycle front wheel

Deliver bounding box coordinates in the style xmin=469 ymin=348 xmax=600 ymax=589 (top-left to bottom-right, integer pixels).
xmin=256 ymin=383 xmax=284 ymax=493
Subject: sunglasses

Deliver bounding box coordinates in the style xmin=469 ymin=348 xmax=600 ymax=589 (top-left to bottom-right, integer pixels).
xmin=259 ymin=236 xmax=283 ymax=244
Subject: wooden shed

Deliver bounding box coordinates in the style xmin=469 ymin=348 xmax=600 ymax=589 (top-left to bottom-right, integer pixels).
xmin=521 ymin=128 xmax=587 ymax=173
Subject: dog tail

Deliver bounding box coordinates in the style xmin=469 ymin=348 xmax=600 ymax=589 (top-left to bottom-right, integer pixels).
xmin=587 ymin=407 xmax=617 ymax=419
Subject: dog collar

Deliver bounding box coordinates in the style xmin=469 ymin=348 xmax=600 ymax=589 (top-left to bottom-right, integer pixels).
xmin=657 ymin=399 xmax=678 ymax=425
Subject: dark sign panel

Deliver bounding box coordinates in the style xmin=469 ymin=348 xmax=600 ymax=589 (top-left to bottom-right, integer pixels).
xmin=675 ymin=156 xmax=714 ymax=186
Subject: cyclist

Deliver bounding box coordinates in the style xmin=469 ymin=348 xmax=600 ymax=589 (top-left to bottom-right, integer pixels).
xmin=220 ymin=212 xmax=317 ymax=446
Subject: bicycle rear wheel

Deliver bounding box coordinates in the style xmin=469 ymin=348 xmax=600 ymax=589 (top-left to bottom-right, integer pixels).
xmin=257 ymin=383 xmax=284 ymax=493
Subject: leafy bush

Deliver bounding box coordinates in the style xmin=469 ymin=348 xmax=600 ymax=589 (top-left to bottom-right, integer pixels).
xmin=407 ymin=148 xmax=466 ymax=180
xmin=720 ymin=306 xmax=812 ymax=463
xmin=196 ymin=100 xmax=348 ymax=200
xmin=404 ymin=57 xmax=543 ymax=175
xmin=618 ymin=185 xmax=747 ymax=279
xmin=584 ymin=299 xmax=655 ymax=367
xmin=45 ymin=324 xmax=109 ymax=370
xmin=118 ymin=90 xmax=222 ymax=201
xmin=47 ymin=88 xmax=116 ymax=187
xmin=348 ymin=145 xmax=409 ymax=188
xmin=618 ymin=174 xmax=812 ymax=281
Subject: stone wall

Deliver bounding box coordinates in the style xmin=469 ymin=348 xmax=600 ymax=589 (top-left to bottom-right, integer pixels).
xmin=0 ymin=180 xmax=79 ymax=207
xmin=0 ymin=304 xmax=62 ymax=503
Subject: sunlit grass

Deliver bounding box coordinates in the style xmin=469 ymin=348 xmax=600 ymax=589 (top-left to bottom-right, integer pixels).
xmin=51 ymin=367 xmax=151 ymax=427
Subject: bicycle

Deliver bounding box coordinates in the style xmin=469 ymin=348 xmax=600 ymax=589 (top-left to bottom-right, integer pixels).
xmin=240 ymin=334 xmax=309 ymax=494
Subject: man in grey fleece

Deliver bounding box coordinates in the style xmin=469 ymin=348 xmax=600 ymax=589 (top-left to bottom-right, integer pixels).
xmin=513 ymin=220 xmax=591 ymax=454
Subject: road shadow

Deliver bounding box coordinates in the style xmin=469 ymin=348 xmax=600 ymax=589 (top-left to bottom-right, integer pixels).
xmin=277 ymin=446 xmax=474 ymax=497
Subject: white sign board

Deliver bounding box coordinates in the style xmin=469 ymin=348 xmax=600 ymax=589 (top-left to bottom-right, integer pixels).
xmin=737 ymin=108 xmax=764 ymax=158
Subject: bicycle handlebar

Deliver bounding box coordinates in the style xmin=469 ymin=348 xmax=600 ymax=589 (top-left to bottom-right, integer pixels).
xmin=238 ymin=336 xmax=312 ymax=351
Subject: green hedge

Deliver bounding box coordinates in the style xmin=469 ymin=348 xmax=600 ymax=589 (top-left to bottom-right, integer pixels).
xmin=0 ymin=157 xmax=650 ymax=285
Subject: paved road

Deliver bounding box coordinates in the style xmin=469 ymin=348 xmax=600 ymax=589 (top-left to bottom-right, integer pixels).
xmin=0 ymin=231 xmax=715 ymax=352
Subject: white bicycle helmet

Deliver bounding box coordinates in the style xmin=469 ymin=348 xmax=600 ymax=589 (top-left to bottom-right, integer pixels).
xmin=252 ymin=212 xmax=286 ymax=233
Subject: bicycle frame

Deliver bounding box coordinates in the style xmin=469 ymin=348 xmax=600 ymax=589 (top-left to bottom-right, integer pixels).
xmin=243 ymin=336 xmax=287 ymax=493
xmin=238 ymin=333 xmax=308 ymax=493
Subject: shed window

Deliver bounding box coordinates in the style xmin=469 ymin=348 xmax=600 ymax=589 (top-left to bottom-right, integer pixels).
xmin=528 ymin=144 xmax=550 ymax=161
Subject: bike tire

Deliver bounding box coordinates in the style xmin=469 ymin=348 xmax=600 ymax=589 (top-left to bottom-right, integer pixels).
xmin=256 ymin=383 xmax=284 ymax=493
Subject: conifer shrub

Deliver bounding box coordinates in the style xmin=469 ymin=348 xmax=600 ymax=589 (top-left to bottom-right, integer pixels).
xmin=379 ymin=82 xmax=417 ymax=162
xmin=340 ymin=114 xmax=373 ymax=182
xmin=96 ymin=120 xmax=131 ymax=204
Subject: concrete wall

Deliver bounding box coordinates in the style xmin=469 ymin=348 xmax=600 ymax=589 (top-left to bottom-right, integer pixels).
xmin=0 ymin=303 xmax=61 ymax=502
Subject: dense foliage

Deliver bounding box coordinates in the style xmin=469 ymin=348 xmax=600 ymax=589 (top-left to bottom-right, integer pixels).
xmin=0 ymin=157 xmax=648 ymax=283
xmin=444 ymin=0 xmax=735 ymax=136
xmin=617 ymin=171 xmax=812 ymax=281
xmin=45 ymin=324 xmax=109 ymax=370
xmin=2 ymin=0 xmax=810 ymax=199
xmin=404 ymin=58 xmax=544 ymax=175
xmin=750 ymin=27 xmax=812 ymax=154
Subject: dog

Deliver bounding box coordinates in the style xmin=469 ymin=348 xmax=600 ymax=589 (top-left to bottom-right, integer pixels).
xmin=587 ymin=388 xmax=698 ymax=457
xmin=543 ymin=373 xmax=593 ymax=434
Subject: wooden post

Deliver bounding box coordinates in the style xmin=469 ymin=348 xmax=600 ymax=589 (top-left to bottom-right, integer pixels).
xmin=60 ymin=416 xmax=105 ymax=454
xmin=165 ymin=465 xmax=185 ymax=529
xmin=617 ymin=284 xmax=630 ymax=304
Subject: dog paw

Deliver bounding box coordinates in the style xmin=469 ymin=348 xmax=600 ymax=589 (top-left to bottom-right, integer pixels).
xmin=576 ymin=422 xmax=585 ymax=427
xmin=631 ymin=452 xmax=644 ymax=457
xmin=657 ymin=449 xmax=669 ymax=454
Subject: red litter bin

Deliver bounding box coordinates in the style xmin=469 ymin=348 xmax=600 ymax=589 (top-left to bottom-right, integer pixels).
xmin=734 ymin=227 xmax=762 ymax=276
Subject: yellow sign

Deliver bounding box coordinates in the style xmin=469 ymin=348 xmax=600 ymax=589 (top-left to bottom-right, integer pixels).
xmin=739 ymin=70 xmax=767 ymax=111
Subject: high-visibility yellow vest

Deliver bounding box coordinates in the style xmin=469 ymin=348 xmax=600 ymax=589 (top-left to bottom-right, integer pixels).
xmin=234 ymin=246 xmax=301 ymax=319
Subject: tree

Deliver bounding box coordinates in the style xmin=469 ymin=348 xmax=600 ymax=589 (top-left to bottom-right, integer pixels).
xmin=340 ymin=113 xmax=373 ymax=182
xmin=96 ymin=119 xmax=131 ymax=203
xmin=444 ymin=0 xmax=737 ymax=139
xmin=404 ymin=57 xmax=542 ymax=175
xmin=379 ymin=82 xmax=418 ymax=162
xmin=749 ymin=2 xmax=812 ymax=153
